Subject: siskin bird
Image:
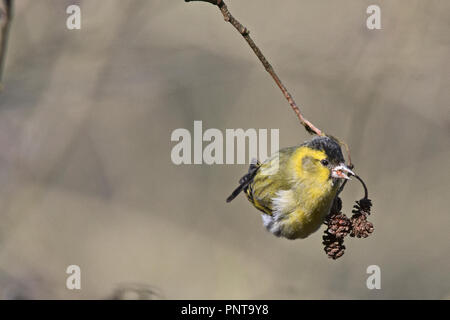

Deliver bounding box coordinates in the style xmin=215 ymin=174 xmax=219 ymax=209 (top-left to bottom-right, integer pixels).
xmin=227 ymin=136 xmax=355 ymax=240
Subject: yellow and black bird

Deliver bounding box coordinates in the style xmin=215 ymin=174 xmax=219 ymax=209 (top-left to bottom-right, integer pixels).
xmin=227 ymin=136 xmax=354 ymax=240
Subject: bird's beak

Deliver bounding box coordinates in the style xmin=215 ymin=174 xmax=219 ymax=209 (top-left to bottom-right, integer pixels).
xmin=331 ymin=164 xmax=355 ymax=180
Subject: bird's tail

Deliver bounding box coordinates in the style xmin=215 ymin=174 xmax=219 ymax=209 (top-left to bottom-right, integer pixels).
xmin=226 ymin=159 xmax=260 ymax=203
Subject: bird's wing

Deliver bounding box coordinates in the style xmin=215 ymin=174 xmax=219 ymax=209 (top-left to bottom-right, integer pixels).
xmin=249 ymin=147 xmax=296 ymax=215
xmin=226 ymin=159 xmax=261 ymax=203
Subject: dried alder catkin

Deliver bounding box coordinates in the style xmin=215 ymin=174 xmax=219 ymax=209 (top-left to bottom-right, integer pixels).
xmin=323 ymin=195 xmax=374 ymax=259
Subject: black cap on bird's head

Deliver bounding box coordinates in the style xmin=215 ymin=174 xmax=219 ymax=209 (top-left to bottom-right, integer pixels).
xmin=304 ymin=136 xmax=354 ymax=180
xmin=305 ymin=136 xmax=344 ymax=163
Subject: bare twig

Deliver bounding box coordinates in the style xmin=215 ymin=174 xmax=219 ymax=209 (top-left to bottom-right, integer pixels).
xmin=185 ymin=0 xmax=323 ymax=136
xmin=0 ymin=0 xmax=12 ymax=88
xmin=354 ymin=175 xmax=368 ymax=200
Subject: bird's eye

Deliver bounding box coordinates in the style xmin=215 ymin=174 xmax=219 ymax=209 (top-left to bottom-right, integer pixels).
xmin=320 ymin=159 xmax=329 ymax=166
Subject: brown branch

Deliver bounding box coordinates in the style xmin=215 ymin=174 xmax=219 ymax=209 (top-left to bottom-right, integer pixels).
xmin=0 ymin=0 xmax=12 ymax=88
xmin=185 ymin=0 xmax=323 ymax=136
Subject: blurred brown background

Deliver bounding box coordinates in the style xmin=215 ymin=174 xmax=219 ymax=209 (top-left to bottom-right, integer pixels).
xmin=0 ymin=0 xmax=449 ymax=299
